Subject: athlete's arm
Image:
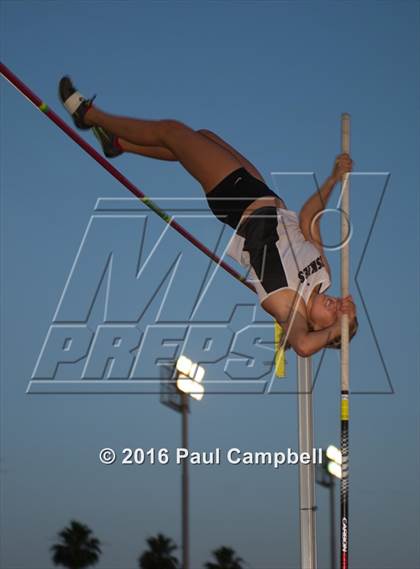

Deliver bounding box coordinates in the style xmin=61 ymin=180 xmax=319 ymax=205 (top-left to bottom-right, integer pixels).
xmin=285 ymin=309 xmax=341 ymax=357
xmin=298 ymin=154 xmax=352 ymax=263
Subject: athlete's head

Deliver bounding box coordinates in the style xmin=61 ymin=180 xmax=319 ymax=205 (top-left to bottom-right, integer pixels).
xmin=309 ymin=293 xmax=341 ymax=328
xmin=309 ymin=293 xmax=358 ymax=348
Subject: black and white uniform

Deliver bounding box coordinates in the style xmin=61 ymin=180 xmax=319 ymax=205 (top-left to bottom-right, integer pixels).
xmin=206 ymin=167 xmax=331 ymax=304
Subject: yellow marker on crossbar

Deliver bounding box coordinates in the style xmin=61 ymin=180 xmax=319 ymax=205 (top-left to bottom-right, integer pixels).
xmin=274 ymin=321 xmax=286 ymax=377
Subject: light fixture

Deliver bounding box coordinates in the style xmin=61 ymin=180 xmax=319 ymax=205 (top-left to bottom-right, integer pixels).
xmin=176 ymin=356 xmax=205 ymax=383
xmin=327 ymin=461 xmax=342 ymax=480
xmin=325 ymin=445 xmax=342 ymax=480
xmin=176 ymin=376 xmax=205 ymax=401
xmin=326 ymin=445 xmax=342 ymax=466
xmin=190 ymin=363 xmax=205 ymax=383
xmin=175 ymin=357 xmax=205 ymax=401
xmin=176 ymin=355 xmax=193 ymax=377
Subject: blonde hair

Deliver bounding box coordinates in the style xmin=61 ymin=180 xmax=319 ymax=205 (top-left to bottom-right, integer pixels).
xmin=325 ymin=316 xmax=359 ymax=349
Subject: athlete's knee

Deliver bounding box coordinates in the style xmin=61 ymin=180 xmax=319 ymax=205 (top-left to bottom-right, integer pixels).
xmin=159 ymin=119 xmax=189 ymax=139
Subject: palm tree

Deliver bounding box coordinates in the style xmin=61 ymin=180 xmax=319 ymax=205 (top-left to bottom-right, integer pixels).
xmin=138 ymin=533 xmax=179 ymax=569
xmin=205 ymin=546 xmax=244 ymax=569
xmin=51 ymin=520 xmax=101 ymax=569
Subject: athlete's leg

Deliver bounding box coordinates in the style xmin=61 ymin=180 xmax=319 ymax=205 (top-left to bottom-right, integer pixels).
xmin=197 ymin=130 xmax=265 ymax=182
xmin=85 ymin=107 xmax=240 ymax=192
xmin=118 ymin=138 xmax=176 ymax=161
xmin=115 ymin=129 xmax=265 ymax=181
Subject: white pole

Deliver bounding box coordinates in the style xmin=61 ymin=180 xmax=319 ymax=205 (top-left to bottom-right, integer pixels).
xmin=297 ymin=356 xmax=317 ymax=569
xmin=341 ymin=113 xmax=350 ymax=385
xmin=340 ymin=113 xmax=350 ymax=569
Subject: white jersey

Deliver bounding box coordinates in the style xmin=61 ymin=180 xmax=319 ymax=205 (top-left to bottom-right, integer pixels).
xmin=227 ymin=207 xmax=331 ymax=304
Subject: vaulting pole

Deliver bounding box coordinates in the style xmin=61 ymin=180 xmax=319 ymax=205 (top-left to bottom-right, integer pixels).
xmin=340 ymin=113 xmax=350 ymax=569
xmin=0 ymin=62 xmax=254 ymax=294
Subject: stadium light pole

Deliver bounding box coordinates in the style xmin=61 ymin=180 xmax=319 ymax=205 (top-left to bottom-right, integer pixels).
xmin=316 ymin=446 xmax=342 ymax=569
xmin=161 ymin=356 xmax=205 ymax=569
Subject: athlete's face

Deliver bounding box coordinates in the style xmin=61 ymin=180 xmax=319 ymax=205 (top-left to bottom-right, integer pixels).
xmin=309 ymin=294 xmax=341 ymax=329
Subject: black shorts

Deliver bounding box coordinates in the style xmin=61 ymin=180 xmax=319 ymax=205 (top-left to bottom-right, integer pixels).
xmin=206 ymin=167 xmax=280 ymax=228
xmin=237 ymin=207 xmax=289 ymax=296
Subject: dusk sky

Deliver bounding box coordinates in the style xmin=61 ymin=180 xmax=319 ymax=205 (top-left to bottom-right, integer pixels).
xmin=1 ymin=2 xmax=419 ymax=569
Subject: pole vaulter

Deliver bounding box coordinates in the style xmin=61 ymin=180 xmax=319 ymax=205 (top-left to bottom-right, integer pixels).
xmin=0 ymin=62 xmax=296 ymax=376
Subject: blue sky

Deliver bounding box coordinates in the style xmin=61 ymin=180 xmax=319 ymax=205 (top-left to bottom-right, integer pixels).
xmin=1 ymin=2 xmax=419 ymax=569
